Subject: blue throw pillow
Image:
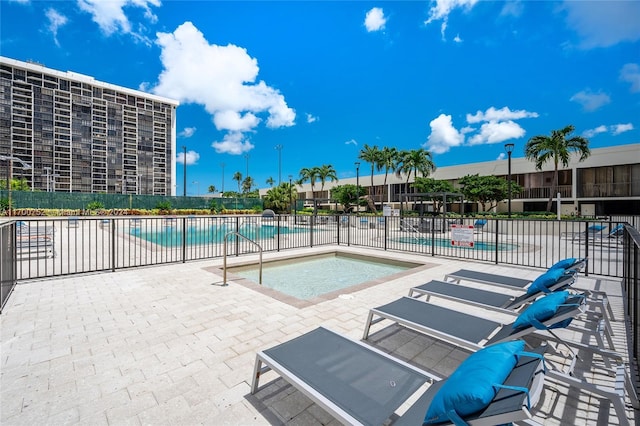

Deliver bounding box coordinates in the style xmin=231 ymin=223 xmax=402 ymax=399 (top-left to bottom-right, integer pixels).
xmin=526 ymin=268 xmax=565 ymax=295
xmin=513 ymin=291 xmax=570 ymax=330
xmin=423 ymin=340 xmax=525 ymax=425
xmin=548 ymin=258 xmax=577 ymax=271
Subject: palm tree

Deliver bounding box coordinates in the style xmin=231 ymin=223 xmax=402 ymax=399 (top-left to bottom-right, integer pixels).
xmin=299 ymin=167 xmax=319 ymax=193
xmin=525 ymin=125 xmax=590 ymax=212
xmin=379 ymin=146 xmax=399 ymax=203
xmin=266 ymin=177 xmax=275 ymax=187
xmin=395 ymin=148 xmax=436 ymax=197
xmin=317 ymin=164 xmax=338 ymax=194
xmin=233 ymin=171 xmax=242 ymax=193
xmin=358 ymin=144 xmax=380 ymax=201
xmin=207 ymin=185 xmax=217 ymax=193
xmin=242 ymin=176 xmax=254 ymax=194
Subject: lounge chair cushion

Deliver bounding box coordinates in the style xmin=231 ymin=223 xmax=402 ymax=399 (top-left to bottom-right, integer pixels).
xmin=513 ymin=291 xmax=571 ymax=330
xmin=423 ymin=340 xmax=525 ymax=425
xmin=548 ymin=258 xmax=578 ymax=271
xmin=526 ymin=268 xmax=565 ymax=295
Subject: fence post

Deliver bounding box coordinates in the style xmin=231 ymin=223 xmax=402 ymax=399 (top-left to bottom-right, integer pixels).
xmin=584 ymin=221 xmax=589 ymax=276
xmin=182 ymin=216 xmax=186 ymax=263
xmin=111 ymin=218 xmax=116 ymax=272
xmin=494 ymin=219 xmax=499 ymax=265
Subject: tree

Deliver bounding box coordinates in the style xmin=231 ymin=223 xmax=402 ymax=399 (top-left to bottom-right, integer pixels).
xmin=412 ymin=177 xmax=457 ymax=213
xmin=233 ymin=172 xmax=242 ymax=193
xmin=525 ymin=125 xmax=590 ymax=211
xmin=207 ymin=185 xmax=217 ymax=194
xmin=395 ymin=148 xmax=436 ymax=196
xmin=317 ymin=164 xmax=338 ymax=192
xmin=299 ymin=167 xmax=319 ymax=193
xmin=266 ymin=177 xmax=275 ymax=187
xmin=379 ymin=146 xmax=399 ymax=203
xmin=459 ymin=174 xmax=523 ymax=212
xmin=264 ymin=182 xmax=297 ymax=213
xmin=358 ymin=144 xmax=380 ymax=203
xmin=241 ymin=176 xmax=254 ymax=194
xmin=331 ymin=184 xmax=366 ymax=213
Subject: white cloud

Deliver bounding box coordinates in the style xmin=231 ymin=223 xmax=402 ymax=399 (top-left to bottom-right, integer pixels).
xmin=500 ymin=1 xmax=523 ymax=18
xmin=213 ymin=110 xmax=260 ymax=132
xmin=152 ymin=22 xmax=295 ymax=155
xmin=345 ymin=139 xmax=358 ymax=146
xmin=211 ymin=132 xmax=254 ymax=155
xmin=562 ymin=1 xmax=640 ymax=49
xmin=466 ymin=106 xmax=538 ymax=124
xmin=612 ymin=123 xmax=634 ymax=135
xmin=424 ymin=0 xmax=479 ymax=40
xmin=620 ymin=63 xmax=640 ymax=93
xmin=583 ymin=123 xmax=633 ymax=138
xmin=179 ymin=127 xmax=196 ymax=138
xmin=467 ymin=120 xmax=525 ymax=145
xmin=364 ymin=7 xmax=386 ymax=32
xmin=76 ymin=0 xmax=160 ymax=41
xmin=176 ymin=150 xmax=199 ymax=165
xmin=306 ymin=113 xmax=318 ymax=123
xmin=453 ymin=34 xmax=462 ymax=43
xmin=8 ymin=0 xmax=29 ymax=3
xmin=570 ymin=90 xmax=611 ymax=112
xmin=496 ymin=153 xmax=506 ymax=160
xmin=424 ymin=114 xmax=464 ymax=154
xmin=45 ymin=8 xmax=68 ymax=47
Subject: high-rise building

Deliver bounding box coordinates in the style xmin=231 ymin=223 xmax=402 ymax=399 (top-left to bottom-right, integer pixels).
xmin=0 ymin=56 xmax=179 ymax=195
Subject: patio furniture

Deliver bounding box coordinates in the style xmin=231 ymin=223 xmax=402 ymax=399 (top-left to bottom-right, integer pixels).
xmin=251 ymin=327 xmax=547 ymax=425
xmin=16 ymin=221 xmax=56 ymax=259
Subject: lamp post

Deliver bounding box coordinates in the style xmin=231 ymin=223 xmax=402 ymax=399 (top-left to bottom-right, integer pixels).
xmin=220 ymin=162 xmax=225 ymax=193
xmin=1 ymin=155 xmax=32 ymax=216
xmin=505 ymin=143 xmax=514 ymax=218
xmin=355 ymin=161 xmax=360 ymax=212
xmin=244 ymin=154 xmax=250 ymax=177
xmin=275 ymin=144 xmax=283 ymax=185
xmin=182 ymin=146 xmax=187 ymax=197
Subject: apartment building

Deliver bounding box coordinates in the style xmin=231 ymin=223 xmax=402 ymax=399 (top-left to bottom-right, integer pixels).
xmin=289 ymin=144 xmax=640 ymax=216
xmin=0 ymin=56 xmax=179 ymax=195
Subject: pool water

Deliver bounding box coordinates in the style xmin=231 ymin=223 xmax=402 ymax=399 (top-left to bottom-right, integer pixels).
xmin=393 ymin=236 xmax=518 ymax=251
xmin=228 ymin=253 xmax=418 ymax=300
xmin=133 ymin=224 xmax=309 ymax=247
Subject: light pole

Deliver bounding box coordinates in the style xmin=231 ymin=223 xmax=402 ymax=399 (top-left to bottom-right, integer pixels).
xmin=220 ymin=162 xmax=225 ymax=193
xmin=244 ymin=154 xmax=250 ymax=177
xmin=192 ymin=180 xmax=199 ymax=196
xmin=505 ymin=143 xmax=514 ymax=218
xmin=355 ymin=161 xmax=360 ymax=213
xmin=275 ymin=144 xmax=283 ymax=185
xmin=182 ymin=146 xmax=187 ymax=197
xmin=1 ymin=155 xmax=32 ymax=216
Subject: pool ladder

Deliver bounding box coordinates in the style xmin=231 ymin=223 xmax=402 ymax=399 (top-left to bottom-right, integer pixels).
xmin=222 ymin=231 xmax=263 ymax=286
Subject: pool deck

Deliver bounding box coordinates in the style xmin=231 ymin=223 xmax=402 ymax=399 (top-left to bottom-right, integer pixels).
xmin=1 ymin=246 xmax=638 ymax=425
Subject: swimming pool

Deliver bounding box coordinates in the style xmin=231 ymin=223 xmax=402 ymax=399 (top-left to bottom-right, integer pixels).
xmin=133 ymin=224 xmax=311 ymax=247
xmin=393 ymin=236 xmax=518 ymax=251
xmin=226 ymin=252 xmax=422 ymax=300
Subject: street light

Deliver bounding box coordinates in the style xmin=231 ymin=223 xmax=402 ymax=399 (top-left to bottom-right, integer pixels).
xmin=182 ymin=146 xmax=187 ymax=197
xmin=220 ymin=162 xmax=225 ymax=193
xmin=275 ymin=144 xmax=283 ymax=185
xmin=505 ymin=143 xmax=514 ymax=218
xmin=288 ymin=175 xmax=293 ymax=214
xmin=1 ymin=155 xmax=32 ymax=216
xmin=355 ymin=161 xmax=360 ymax=213
xmin=244 ymin=154 xmax=250 ymax=177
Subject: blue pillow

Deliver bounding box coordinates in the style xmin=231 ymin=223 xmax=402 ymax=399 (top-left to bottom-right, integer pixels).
xmin=513 ymin=291 xmax=570 ymax=330
xmin=548 ymin=258 xmax=577 ymax=271
xmin=526 ymin=268 xmax=565 ymax=295
xmin=423 ymin=340 xmax=525 ymax=425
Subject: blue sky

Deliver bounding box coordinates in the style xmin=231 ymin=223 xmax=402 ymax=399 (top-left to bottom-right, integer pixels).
xmin=2 ymin=1 xmax=639 ymax=196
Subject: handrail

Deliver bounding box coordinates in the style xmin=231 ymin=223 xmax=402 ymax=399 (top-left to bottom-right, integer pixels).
xmin=222 ymin=231 xmax=263 ymax=286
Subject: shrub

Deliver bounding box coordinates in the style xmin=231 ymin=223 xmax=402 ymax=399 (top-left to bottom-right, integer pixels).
xmin=86 ymin=201 xmax=105 ymax=211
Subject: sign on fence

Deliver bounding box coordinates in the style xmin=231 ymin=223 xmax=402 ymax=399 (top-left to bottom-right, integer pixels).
xmin=450 ymin=224 xmax=474 ymax=247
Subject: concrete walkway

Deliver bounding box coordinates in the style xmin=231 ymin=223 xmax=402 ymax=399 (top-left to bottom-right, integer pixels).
xmin=1 ymin=246 xmax=637 ymax=425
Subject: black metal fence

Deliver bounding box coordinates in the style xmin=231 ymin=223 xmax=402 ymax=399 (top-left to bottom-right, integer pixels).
xmin=621 ymin=224 xmax=640 ymax=360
